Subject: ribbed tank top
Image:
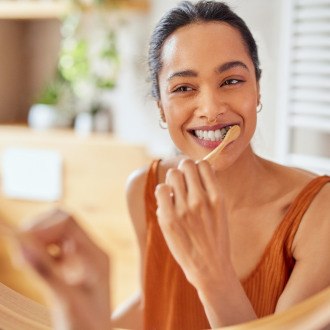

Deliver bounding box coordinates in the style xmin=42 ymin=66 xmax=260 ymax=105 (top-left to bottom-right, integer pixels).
xmin=143 ymin=159 xmax=330 ymax=330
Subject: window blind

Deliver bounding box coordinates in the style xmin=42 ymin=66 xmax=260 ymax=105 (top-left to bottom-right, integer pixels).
xmin=278 ymin=0 xmax=330 ymax=174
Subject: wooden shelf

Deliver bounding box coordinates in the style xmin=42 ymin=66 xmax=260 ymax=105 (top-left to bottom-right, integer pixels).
xmin=102 ymin=0 xmax=150 ymax=11
xmin=0 ymin=1 xmax=149 ymax=19
xmin=0 ymin=1 xmax=71 ymax=20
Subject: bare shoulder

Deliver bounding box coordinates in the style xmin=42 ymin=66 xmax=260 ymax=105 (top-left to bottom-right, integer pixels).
xmin=265 ymin=162 xmax=330 ymax=310
xmin=125 ymin=157 xmax=181 ymax=240
xmin=275 ymin=175 xmax=330 ymax=309
xmin=265 ymin=160 xmax=329 ymax=245
xmin=260 ymin=158 xmax=319 ymax=200
xmin=126 ymin=165 xmax=149 ymax=202
xmin=125 ymin=157 xmax=180 ymax=218
xmin=272 ymin=160 xmax=317 ymax=186
xmin=126 ymin=165 xmax=150 ymax=245
xmin=293 ymin=174 xmax=330 ymax=264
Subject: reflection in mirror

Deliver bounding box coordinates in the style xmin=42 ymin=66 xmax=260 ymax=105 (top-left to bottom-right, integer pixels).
xmin=0 ymin=0 xmax=329 ymax=329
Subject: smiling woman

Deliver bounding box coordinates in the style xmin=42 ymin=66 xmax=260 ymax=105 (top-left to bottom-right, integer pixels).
xmin=5 ymin=1 xmax=330 ymax=330
xmin=155 ymin=20 xmax=259 ymax=166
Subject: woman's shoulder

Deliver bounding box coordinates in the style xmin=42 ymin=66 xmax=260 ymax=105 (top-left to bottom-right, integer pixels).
xmin=126 ymin=164 xmax=149 ymax=195
xmin=263 ymin=158 xmax=330 ymax=232
xmin=274 ymin=160 xmax=330 ymax=217
xmin=249 ymin=157 xmax=328 ymax=213
xmin=290 ymin=168 xmax=330 ymax=268
xmin=125 ymin=165 xmax=150 ymax=247
xmin=126 ymin=156 xmax=182 ymax=195
xmin=261 ymin=157 xmax=320 ymax=194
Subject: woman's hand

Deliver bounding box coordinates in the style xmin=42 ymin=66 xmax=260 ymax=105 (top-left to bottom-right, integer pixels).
xmin=17 ymin=209 xmax=111 ymax=330
xmin=155 ymin=159 xmax=231 ymax=288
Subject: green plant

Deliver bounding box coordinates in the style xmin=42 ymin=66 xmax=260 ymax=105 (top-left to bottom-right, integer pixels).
xmin=38 ymin=81 xmax=61 ymax=105
xmin=35 ymin=8 xmax=120 ymax=118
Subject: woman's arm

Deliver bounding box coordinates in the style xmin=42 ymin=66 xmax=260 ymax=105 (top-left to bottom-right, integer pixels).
xmin=275 ymin=183 xmax=330 ymax=312
xmin=111 ymin=167 xmax=148 ymax=330
xmin=17 ymin=209 xmax=112 ymax=330
xmin=155 ymin=158 xmax=257 ymax=327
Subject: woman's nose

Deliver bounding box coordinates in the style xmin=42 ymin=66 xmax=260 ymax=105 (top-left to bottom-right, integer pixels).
xmin=194 ymin=89 xmax=228 ymax=122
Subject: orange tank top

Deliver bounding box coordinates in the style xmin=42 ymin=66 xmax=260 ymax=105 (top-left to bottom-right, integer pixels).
xmin=143 ymin=159 xmax=330 ymax=330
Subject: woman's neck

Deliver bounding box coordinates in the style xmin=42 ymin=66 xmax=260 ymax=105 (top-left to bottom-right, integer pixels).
xmin=215 ymin=145 xmax=273 ymax=212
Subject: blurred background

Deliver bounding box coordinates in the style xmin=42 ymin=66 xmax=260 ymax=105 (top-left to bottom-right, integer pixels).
xmin=0 ymin=0 xmax=329 ymax=310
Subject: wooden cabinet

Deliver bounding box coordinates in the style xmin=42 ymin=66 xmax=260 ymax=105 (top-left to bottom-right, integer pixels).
xmin=0 ymin=3 xmax=63 ymax=123
xmin=0 ymin=0 xmax=149 ymax=124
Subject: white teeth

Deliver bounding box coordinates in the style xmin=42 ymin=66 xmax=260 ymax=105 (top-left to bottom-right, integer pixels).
xmin=208 ymin=131 xmax=215 ymax=141
xmin=215 ymin=130 xmax=222 ymax=140
xmin=221 ymin=128 xmax=227 ymax=136
xmin=194 ymin=128 xmax=227 ymax=142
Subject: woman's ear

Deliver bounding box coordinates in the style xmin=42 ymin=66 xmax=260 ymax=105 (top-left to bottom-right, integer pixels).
xmin=157 ymin=101 xmax=166 ymax=123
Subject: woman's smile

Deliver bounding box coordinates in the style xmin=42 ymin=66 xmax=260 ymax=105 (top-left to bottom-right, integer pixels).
xmin=187 ymin=123 xmax=240 ymax=150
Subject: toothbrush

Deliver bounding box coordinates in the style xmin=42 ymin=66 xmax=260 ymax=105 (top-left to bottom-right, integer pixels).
xmin=203 ymin=125 xmax=241 ymax=164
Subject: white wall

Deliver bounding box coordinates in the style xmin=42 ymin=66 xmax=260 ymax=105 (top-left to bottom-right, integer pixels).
xmin=110 ymin=8 xmax=175 ymax=157
xmin=111 ymin=0 xmax=283 ymax=160
xmin=224 ymin=0 xmax=282 ymax=161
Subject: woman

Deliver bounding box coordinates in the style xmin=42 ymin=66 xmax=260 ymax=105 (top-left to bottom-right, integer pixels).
xmin=16 ymin=1 xmax=330 ymax=329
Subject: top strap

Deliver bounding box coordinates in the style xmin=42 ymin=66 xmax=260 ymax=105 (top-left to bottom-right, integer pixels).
xmin=278 ymin=175 xmax=330 ymax=255
xmin=144 ymin=159 xmax=161 ymax=223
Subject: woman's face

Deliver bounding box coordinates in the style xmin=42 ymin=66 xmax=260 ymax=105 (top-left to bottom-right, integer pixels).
xmin=158 ymin=22 xmax=260 ymax=168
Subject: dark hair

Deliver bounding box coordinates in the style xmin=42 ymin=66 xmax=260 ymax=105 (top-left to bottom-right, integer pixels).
xmin=148 ymin=0 xmax=262 ymax=100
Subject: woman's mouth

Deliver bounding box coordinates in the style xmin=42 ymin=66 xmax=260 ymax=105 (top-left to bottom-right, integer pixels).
xmin=188 ymin=125 xmax=235 ymax=149
xmin=194 ymin=126 xmax=231 ymax=141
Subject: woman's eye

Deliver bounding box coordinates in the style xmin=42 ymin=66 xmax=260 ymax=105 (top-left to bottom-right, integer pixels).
xmin=173 ymin=86 xmax=193 ymax=93
xmin=222 ymin=79 xmax=242 ymax=86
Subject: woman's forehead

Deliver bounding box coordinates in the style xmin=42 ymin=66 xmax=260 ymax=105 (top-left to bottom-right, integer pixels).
xmin=161 ymin=22 xmax=251 ymax=70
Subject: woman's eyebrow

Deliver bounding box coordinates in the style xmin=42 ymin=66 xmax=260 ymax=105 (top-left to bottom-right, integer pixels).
xmin=167 ymin=69 xmax=197 ymax=81
xmin=216 ymin=61 xmax=249 ymax=73
xmin=167 ymin=61 xmax=249 ymax=81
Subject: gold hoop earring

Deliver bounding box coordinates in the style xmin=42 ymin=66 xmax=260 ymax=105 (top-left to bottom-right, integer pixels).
xmin=159 ymin=110 xmax=167 ymax=129
xmin=159 ymin=119 xmax=168 ymax=129
xmin=257 ymin=103 xmax=263 ymax=113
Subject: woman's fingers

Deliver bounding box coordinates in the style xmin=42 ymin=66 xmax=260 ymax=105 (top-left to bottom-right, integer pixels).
xmin=196 ymin=160 xmax=223 ymax=207
xmin=18 ymin=232 xmax=67 ymax=293
xmin=155 ymin=183 xmax=193 ymax=264
xmin=177 ymin=159 xmax=210 ymax=214
xmin=155 ymin=183 xmax=174 ymax=221
xmin=23 ymin=209 xmax=101 ymax=257
xmin=178 ymin=159 xmax=204 ymax=191
xmin=165 ymin=168 xmax=188 ymax=213
xmin=20 ymin=208 xmax=110 ymax=287
xmin=158 ymin=159 xmax=218 ymax=216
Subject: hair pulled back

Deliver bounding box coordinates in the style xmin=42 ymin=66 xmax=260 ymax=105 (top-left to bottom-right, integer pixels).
xmin=148 ymin=0 xmax=262 ymax=100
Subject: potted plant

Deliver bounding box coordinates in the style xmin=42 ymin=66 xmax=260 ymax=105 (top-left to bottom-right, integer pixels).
xmin=29 ymin=4 xmax=120 ymax=133
xmin=28 ymin=74 xmax=75 ymax=130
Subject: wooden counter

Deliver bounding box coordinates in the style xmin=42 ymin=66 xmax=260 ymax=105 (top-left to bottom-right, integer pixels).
xmin=0 ymin=125 xmax=151 ymax=307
